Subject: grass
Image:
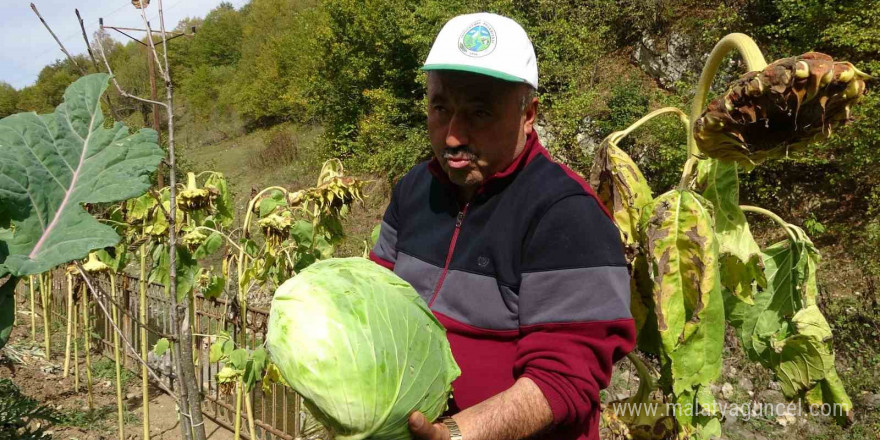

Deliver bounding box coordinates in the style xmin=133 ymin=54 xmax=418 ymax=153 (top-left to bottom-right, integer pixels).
xmin=54 ymin=406 xmax=114 ymax=430
xmin=178 ymin=122 xmax=390 ymax=262
xmin=91 ymin=357 xmax=134 ymax=390
xmin=180 ymin=123 xmax=324 ymax=212
xmin=0 ymin=379 xmax=55 ymax=440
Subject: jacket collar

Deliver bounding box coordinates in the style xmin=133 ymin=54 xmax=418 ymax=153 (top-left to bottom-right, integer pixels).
xmin=427 ymin=130 xmax=545 ymax=199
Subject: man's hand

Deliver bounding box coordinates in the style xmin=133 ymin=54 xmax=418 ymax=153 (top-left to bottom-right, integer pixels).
xmin=407 ymin=378 xmax=553 ymax=440
xmin=409 ymin=412 xmax=451 ymax=440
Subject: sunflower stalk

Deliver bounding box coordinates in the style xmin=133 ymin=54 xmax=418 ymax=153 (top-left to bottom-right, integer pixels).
xmin=679 ymin=33 xmax=768 ymax=187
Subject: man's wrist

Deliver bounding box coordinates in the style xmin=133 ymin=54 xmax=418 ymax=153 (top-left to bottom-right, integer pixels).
xmin=438 ymin=416 xmax=463 ymax=440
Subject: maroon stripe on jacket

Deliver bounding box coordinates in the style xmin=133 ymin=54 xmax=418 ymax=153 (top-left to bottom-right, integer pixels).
xmin=516 ymin=318 xmax=637 ymax=439
xmin=436 ymin=310 xmax=636 ymax=440
xmin=368 ymin=250 xmax=394 ymax=270
xmin=434 ymin=312 xmax=518 ymax=411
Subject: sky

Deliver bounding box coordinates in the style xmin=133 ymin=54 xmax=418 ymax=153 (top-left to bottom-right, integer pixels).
xmin=1 ymin=0 xmax=244 ymax=89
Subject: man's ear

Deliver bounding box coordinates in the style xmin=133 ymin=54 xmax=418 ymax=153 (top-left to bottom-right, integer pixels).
xmin=523 ymin=96 xmax=539 ymax=135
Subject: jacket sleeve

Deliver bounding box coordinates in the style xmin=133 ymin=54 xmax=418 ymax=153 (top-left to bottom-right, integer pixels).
xmin=514 ymin=194 xmax=636 ymax=429
xmin=369 ymin=179 xmax=402 ymax=270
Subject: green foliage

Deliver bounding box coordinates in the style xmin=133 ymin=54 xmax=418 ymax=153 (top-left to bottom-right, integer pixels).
xmin=191 ymin=2 xmax=244 ymax=67
xmin=209 ymin=333 xmax=268 ymax=392
xmin=0 ymin=82 xmax=18 ymax=119
xmin=92 ymin=357 xmax=135 ymax=389
xmin=231 ymin=0 xmax=320 ymax=124
xmin=0 ymin=279 xmax=15 ymax=349
xmin=153 ymin=337 xmax=171 ymax=356
xmin=13 ymin=59 xmax=82 ymax=114
xmin=698 ymin=160 xmax=765 ymax=303
xmin=639 ymin=189 xmax=725 ymax=437
xmin=0 ymin=73 xmax=163 ymax=277
xmin=53 ymin=406 xmax=114 ymax=430
xmin=0 ymin=379 xmax=56 ymax=440
xmin=726 ymin=225 xmax=853 ymax=422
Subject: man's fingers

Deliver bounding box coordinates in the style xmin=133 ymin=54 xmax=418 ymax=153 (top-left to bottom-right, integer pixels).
xmin=408 ymin=411 xmax=447 ymax=440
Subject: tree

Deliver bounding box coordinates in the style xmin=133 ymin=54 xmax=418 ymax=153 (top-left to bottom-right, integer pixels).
xmin=0 ymin=82 xmax=18 ymax=118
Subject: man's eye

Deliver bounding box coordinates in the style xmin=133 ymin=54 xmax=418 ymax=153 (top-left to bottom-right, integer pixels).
xmin=474 ymin=109 xmax=491 ymax=118
xmin=432 ymin=105 xmax=447 ymax=113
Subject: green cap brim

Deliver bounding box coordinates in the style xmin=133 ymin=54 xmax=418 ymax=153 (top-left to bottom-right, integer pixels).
xmin=421 ymin=64 xmax=527 ymax=84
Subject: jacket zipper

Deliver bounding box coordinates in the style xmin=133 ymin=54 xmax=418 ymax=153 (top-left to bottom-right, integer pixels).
xmin=428 ymin=203 xmax=469 ymax=307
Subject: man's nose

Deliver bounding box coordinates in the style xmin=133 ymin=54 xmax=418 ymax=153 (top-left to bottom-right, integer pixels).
xmin=445 ymin=111 xmax=468 ymax=148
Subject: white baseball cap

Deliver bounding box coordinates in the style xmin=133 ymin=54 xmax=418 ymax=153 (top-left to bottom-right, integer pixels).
xmin=422 ymin=12 xmax=538 ymax=90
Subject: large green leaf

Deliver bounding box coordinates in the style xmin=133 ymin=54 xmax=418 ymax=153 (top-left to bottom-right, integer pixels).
xmin=95 ymin=243 xmax=128 ymax=273
xmin=0 ymin=73 xmax=162 ymax=276
xmin=125 ymin=192 xmax=156 ymax=224
xmin=193 ymin=232 xmax=224 ymax=260
xmin=727 ymin=228 xmax=852 ymax=421
xmin=697 ymin=159 xmax=765 ymax=303
xmin=258 ymin=189 xmax=286 ymax=218
xmin=639 ymin=189 xmax=724 ymax=430
xmin=727 ymin=235 xmax=815 ymax=361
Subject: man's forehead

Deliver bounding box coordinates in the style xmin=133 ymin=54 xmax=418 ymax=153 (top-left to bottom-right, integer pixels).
xmin=427 ymin=70 xmax=518 ymax=102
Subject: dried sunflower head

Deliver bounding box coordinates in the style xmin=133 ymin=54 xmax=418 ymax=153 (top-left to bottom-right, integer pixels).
xmin=82 ymin=252 xmax=110 ymax=273
xmin=181 ymin=228 xmax=209 ymax=251
xmin=694 ymin=52 xmax=869 ymax=168
xmin=287 ymin=190 xmax=306 ymax=207
xmin=216 ymin=366 xmax=239 ymax=396
xmin=178 ymin=172 xmax=218 ymax=212
xmin=313 ymin=176 xmax=364 ymax=211
xmin=258 ymin=211 xmax=294 ymax=253
xmin=178 ymin=187 xmax=214 ymax=212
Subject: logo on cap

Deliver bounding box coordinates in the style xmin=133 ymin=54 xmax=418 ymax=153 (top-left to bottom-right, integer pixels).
xmin=458 ymin=20 xmax=496 ymax=57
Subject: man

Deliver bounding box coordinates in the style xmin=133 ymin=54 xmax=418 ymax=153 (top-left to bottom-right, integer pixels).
xmin=369 ymin=12 xmax=636 ymax=440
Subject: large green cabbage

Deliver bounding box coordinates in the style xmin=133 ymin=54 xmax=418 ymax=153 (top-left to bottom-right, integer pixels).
xmin=266 ymin=257 xmax=460 ymax=439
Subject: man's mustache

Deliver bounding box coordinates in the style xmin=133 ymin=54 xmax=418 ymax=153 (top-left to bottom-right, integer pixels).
xmin=443 ymin=146 xmax=476 ymax=160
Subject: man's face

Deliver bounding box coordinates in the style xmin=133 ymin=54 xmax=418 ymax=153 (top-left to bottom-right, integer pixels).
xmin=427 ymin=70 xmax=537 ymax=190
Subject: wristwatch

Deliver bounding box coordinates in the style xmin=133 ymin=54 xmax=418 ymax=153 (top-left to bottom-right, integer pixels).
xmin=438 ymin=416 xmax=463 ymax=440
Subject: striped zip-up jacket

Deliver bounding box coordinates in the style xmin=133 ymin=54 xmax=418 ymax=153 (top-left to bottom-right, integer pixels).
xmin=369 ymin=131 xmax=636 ymax=440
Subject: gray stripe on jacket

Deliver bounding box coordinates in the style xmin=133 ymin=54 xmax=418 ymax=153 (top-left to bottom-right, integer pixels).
xmin=519 ymin=265 xmax=631 ymax=326
xmin=371 ymin=220 xmax=398 ymax=263
xmin=430 ymin=269 xmax=520 ymax=330
xmin=393 ymin=252 xmax=443 ymax=304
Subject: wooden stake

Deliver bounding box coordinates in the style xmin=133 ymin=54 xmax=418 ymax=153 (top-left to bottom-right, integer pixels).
xmin=81 ymin=283 xmax=94 ymax=410
xmin=63 ymin=271 xmax=74 ymax=377
xmin=110 ymin=272 xmax=125 ymax=439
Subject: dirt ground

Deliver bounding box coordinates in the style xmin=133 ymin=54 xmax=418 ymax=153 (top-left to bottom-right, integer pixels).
xmin=2 ymin=313 xmax=234 ymax=440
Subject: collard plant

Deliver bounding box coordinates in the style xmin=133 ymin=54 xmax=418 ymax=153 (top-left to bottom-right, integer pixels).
xmin=0 ymin=73 xmax=163 ymax=349
xmin=595 ymin=34 xmax=869 ymax=439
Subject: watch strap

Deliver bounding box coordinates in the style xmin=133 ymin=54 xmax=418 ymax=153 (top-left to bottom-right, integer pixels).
xmin=439 ymin=416 xmax=463 ymax=440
